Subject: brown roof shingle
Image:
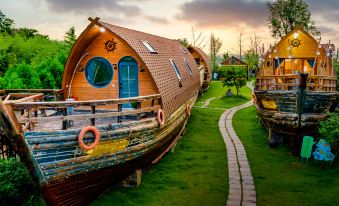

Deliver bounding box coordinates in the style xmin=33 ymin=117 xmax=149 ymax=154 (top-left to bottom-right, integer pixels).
xmin=98 ymin=20 xmax=200 ymax=116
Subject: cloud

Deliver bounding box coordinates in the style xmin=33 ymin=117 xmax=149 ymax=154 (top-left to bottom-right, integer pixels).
xmin=177 ymin=0 xmax=268 ymax=29
xmin=42 ymin=0 xmax=141 ymax=17
xmin=144 ymin=15 xmax=168 ymax=24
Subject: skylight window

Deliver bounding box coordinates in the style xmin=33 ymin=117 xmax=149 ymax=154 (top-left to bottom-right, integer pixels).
xmin=169 ymin=59 xmax=182 ymax=81
xmin=184 ymin=58 xmax=192 ymax=76
xmin=141 ymin=41 xmax=157 ymax=53
xmin=180 ymin=46 xmax=187 ymax=54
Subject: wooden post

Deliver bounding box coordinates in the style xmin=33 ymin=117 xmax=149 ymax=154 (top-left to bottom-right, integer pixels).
xmin=62 ymin=108 xmax=67 ymax=130
xmin=136 ymin=102 xmax=141 ymax=120
xmin=91 ymin=106 xmax=95 ymax=126
xmin=151 ymin=99 xmax=155 ymax=117
xmin=118 ymin=104 xmax=122 ymax=123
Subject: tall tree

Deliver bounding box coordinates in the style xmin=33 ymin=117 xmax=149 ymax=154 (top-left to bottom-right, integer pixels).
xmin=222 ymin=52 xmax=229 ymax=62
xmin=249 ymin=33 xmax=262 ymax=54
xmin=267 ymin=0 xmax=320 ymax=38
xmin=244 ymin=49 xmax=259 ymax=79
xmin=0 ymin=10 xmax=14 ymax=35
xmin=64 ymin=26 xmax=77 ymax=48
xmin=210 ymin=33 xmax=222 ymax=72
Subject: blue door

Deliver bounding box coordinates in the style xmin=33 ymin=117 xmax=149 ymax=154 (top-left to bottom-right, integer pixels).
xmin=118 ymin=56 xmax=139 ymax=108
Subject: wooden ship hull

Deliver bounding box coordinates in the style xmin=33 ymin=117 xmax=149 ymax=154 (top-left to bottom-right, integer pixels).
xmin=254 ymin=28 xmax=338 ymax=151
xmin=254 ymin=76 xmax=337 ymax=135
xmin=0 ymin=17 xmax=201 ymax=205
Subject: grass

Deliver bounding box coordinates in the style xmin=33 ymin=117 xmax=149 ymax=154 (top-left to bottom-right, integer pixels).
xmin=92 ymin=81 xmax=255 ymax=205
xmin=207 ymin=86 xmax=252 ymax=109
xmin=233 ymin=106 xmax=339 ymax=206
xmin=92 ymin=108 xmax=228 ymax=206
xmin=195 ymin=81 xmax=252 ymax=108
xmin=194 ymin=81 xmax=225 ymax=107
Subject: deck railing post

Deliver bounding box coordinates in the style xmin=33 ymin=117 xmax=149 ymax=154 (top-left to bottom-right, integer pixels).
xmin=62 ymin=108 xmax=67 ymax=130
xmin=151 ymin=99 xmax=155 ymax=117
xmin=91 ymin=106 xmax=96 ymax=126
xmin=136 ymin=102 xmax=141 ymax=120
xmin=118 ymin=104 xmax=122 ymax=123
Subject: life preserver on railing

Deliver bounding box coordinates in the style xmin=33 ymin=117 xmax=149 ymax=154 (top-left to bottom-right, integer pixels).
xmin=78 ymin=126 xmax=100 ymax=150
xmin=157 ymin=109 xmax=165 ymax=127
xmin=185 ymin=104 xmax=191 ymax=117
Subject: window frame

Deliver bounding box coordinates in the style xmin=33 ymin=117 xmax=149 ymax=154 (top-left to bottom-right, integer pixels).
xmin=180 ymin=46 xmax=187 ymax=54
xmin=169 ymin=59 xmax=182 ymax=81
xmin=141 ymin=41 xmax=157 ymax=54
xmin=183 ymin=58 xmax=192 ymax=76
xmin=84 ymin=56 xmax=114 ymax=88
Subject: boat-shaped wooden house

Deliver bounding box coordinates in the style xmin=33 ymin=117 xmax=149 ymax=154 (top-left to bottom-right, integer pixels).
xmin=187 ymin=45 xmax=212 ymax=91
xmin=0 ymin=17 xmax=201 ymax=205
xmin=254 ymin=28 xmax=338 ymax=152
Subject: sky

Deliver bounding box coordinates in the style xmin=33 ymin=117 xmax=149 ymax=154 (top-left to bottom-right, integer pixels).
xmin=1 ymin=0 xmax=339 ymax=55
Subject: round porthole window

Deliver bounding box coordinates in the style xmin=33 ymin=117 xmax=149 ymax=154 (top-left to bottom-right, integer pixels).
xmin=85 ymin=57 xmax=113 ymax=88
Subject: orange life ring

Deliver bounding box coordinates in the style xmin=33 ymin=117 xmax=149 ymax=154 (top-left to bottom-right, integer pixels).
xmin=185 ymin=105 xmax=191 ymax=116
xmin=78 ymin=126 xmax=100 ymax=150
xmin=157 ymin=109 xmax=165 ymax=126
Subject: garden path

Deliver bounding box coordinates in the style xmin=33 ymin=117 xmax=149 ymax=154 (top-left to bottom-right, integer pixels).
xmin=219 ymin=81 xmax=256 ymax=206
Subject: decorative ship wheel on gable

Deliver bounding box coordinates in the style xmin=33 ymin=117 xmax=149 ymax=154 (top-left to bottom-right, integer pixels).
xmin=104 ymin=39 xmax=117 ymax=52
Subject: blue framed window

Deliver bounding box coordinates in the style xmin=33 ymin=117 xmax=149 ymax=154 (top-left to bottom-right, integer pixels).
xmin=184 ymin=58 xmax=192 ymax=76
xmin=85 ymin=57 xmax=113 ymax=88
xmin=169 ymin=59 xmax=182 ymax=81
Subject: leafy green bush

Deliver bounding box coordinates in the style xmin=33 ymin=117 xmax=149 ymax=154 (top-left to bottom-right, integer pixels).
xmin=0 ymin=158 xmax=41 ymax=205
xmin=318 ymin=111 xmax=339 ymax=161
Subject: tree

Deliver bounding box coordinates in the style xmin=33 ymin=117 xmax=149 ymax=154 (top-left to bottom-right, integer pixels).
xmin=210 ymin=33 xmax=222 ymax=72
xmin=15 ymin=28 xmax=38 ymax=39
xmin=244 ymin=49 xmax=259 ymax=78
xmin=178 ymin=38 xmax=189 ymax=47
xmin=318 ymin=110 xmax=339 ymax=163
xmin=0 ymin=10 xmax=14 ymax=35
xmin=64 ymin=26 xmax=77 ymax=48
xmin=267 ymin=0 xmax=320 ymax=39
xmin=220 ymin=66 xmax=247 ymax=96
xmin=222 ymin=52 xmax=229 ymax=62
xmin=249 ymin=33 xmax=262 ymax=54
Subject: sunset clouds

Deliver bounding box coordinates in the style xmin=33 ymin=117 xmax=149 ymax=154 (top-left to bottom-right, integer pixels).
xmin=0 ymin=0 xmax=338 ymax=54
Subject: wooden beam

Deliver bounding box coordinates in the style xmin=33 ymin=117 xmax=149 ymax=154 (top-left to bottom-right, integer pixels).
xmin=13 ymin=94 xmax=161 ymax=109
xmin=19 ymin=106 xmax=159 ymax=124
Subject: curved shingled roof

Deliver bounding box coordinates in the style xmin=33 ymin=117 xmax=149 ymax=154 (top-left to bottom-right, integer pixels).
xmin=63 ymin=18 xmax=200 ymax=116
xmin=187 ymin=45 xmax=212 ymax=76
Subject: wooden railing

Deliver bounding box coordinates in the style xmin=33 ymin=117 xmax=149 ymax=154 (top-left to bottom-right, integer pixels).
xmin=256 ymin=75 xmax=337 ymax=92
xmin=2 ymin=93 xmax=162 ymax=132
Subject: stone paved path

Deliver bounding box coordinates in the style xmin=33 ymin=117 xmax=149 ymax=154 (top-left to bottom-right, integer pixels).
xmin=201 ymin=96 xmax=221 ymax=108
xmin=219 ymin=81 xmax=256 ymax=206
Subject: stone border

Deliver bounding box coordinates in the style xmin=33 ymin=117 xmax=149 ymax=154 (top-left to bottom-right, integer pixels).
xmin=219 ymin=81 xmax=256 ymax=206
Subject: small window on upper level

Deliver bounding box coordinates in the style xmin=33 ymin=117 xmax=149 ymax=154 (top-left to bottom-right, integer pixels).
xmin=141 ymin=41 xmax=157 ymax=53
xmin=184 ymin=58 xmax=192 ymax=76
xmin=169 ymin=59 xmax=182 ymax=81
xmin=180 ymin=46 xmax=187 ymax=54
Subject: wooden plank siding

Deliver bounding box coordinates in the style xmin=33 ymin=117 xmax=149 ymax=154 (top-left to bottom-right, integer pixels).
xmin=68 ymin=32 xmax=159 ymax=109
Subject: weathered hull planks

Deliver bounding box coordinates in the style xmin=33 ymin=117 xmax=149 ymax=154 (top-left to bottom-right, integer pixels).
xmin=254 ymin=90 xmax=337 ymax=135
xmin=17 ymin=95 xmax=196 ymax=205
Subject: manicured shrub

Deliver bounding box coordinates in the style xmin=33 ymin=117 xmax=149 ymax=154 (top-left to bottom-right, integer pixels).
xmin=0 ymin=158 xmax=41 ymax=205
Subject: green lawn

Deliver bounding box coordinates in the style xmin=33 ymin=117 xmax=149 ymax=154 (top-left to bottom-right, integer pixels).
xmin=92 ymin=108 xmax=228 ymax=206
xmin=207 ymin=86 xmax=252 ymax=109
xmin=194 ymin=81 xmax=225 ymax=106
xmin=233 ymin=106 xmax=339 ymax=206
xmin=195 ymin=81 xmax=252 ymax=108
